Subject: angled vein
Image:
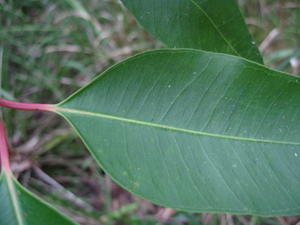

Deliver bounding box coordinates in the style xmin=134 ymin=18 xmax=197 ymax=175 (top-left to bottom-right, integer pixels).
xmin=189 ymin=0 xmax=240 ymax=56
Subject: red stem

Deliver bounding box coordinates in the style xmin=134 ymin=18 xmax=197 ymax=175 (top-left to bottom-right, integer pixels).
xmin=0 ymin=98 xmax=54 ymax=111
xmin=0 ymin=120 xmax=10 ymax=171
xmin=0 ymin=98 xmax=54 ymax=171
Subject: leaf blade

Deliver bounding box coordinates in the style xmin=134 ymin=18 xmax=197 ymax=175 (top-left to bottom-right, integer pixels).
xmin=121 ymin=0 xmax=263 ymax=63
xmin=57 ymin=49 xmax=300 ymax=216
xmin=0 ymin=170 xmax=78 ymax=225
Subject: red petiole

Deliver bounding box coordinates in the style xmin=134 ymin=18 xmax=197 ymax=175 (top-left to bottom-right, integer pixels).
xmin=0 ymin=98 xmax=54 ymax=111
xmin=0 ymin=97 xmax=54 ymax=171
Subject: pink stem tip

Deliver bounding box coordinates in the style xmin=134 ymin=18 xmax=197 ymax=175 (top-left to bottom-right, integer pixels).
xmin=0 ymin=120 xmax=10 ymax=171
xmin=0 ymin=98 xmax=54 ymax=111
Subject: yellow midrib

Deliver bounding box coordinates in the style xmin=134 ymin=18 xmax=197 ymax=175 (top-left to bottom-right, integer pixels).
xmin=4 ymin=171 xmax=25 ymax=225
xmin=55 ymin=107 xmax=300 ymax=146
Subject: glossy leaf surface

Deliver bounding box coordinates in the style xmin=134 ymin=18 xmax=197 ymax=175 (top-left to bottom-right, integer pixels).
xmin=56 ymin=49 xmax=300 ymax=216
xmin=121 ymin=0 xmax=263 ymax=63
xmin=0 ymin=170 xmax=77 ymax=225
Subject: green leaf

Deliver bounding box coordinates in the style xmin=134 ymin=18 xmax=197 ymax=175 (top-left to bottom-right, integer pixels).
xmin=55 ymin=49 xmax=300 ymax=216
xmin=0 ymin=169 xmax=78 ymax=225
xmin=121 ymin=0 xmax=263 ymax=64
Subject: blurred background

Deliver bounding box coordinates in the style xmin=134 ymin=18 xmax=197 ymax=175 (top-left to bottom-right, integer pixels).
xmin=0 ymin=0 xmax=299 ymax=224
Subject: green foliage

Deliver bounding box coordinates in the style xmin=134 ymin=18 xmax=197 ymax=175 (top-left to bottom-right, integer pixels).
xmin=1 ymin=0 xmax=300 ymax=224
xmin=0 ymin=170 xmax=77 ymax=225
xmin=56 ymin=49 xmax=300 ymax=216
xmin=121 ymin=0 xmax=263 ymax=63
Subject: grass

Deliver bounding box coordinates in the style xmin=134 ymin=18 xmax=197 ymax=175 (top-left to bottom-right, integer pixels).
xmin=0 ymin=0 xmax=300 ymax=224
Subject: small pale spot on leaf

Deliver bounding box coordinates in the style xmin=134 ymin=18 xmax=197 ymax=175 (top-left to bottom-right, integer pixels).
xmin=133 ymin=181 xmax=140 ymax=188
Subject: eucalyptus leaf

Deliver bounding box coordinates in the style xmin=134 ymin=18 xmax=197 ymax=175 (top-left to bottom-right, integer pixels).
xmin=121 ymin=0 xmax=263 ymax=63
xmin=55 ymin=49 xmax=300 ymax=216
xmin=0 ymin=170 xmax=77 ymax=225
